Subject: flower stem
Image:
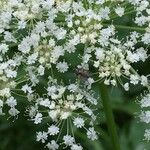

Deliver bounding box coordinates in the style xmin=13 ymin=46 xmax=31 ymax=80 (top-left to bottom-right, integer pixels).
xmin=102 ymin=23 xmax=145 ymax=32
xmin=100 ymin=83 xmax=121 ymax=150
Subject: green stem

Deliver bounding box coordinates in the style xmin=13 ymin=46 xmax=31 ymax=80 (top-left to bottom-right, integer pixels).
xmin=100 ymin=83 xmax=121 ymax=150
xmin=102 ymin=23 xmax=145 ymax=32
xmin=110 ymin=9 xmax=135 ymax=20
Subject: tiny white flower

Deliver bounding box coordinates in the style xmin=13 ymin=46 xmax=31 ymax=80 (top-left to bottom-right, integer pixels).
xmin=6 ymin=97 xmax=17 ymax=107
xmin=63 ymin=135 xmax=75 ymax=146
xmin=47 ymin=86 xmax=57 ymax=96
xmin=18 ymin=20 xmax=26 ymax=29
xmin=0 ymin=43 xmax=9 ymax=54
xmin=38 ymin=65 xmax=45 ymax=76
xmin=140 ymin=111 xmax=150 ymax=124
xmin=71 ymin=144 xmax=83 ymax=150
xmin=87 ymin=127 xmax=98 ymax=141
xmin=115 ymin=7 xmax=125 ymax=17
xmin=49 ymin=110 xmax=59 ymax=121
xmin=73 ymin=117 xmax=85 ymax=128
xmin=60 ymin=111 xmax=71 ymax=120
xmin=33 ymin=113 xmax=43 ymax=124
xmin=0 ymin=88 xmax=11 ymax=97
xmin=5 ymin=69 xmax=17 ymax=78
xmin=22 ymin=84 xmax=33 ymax=94
xmin=46 ymin=140 xmax=59 ymax=150
xmin=40 ymin=99 xmax=50 ymax=107
xmin=124 ymin=83 xmax=129 ymax=91
xmin=48 ymin=125 xmax=59 ymax=135
xmin=68 ymin=84 xmax=78 ymax=92
xmin=140 ymin=94 xmax=150 ymax=108
xmin=36 ymin=131 xmax=48 ymax=143
xmin=8 ymin=107 xmax=20 ymax=116
xmin=27 ymin=53 xmax=38 ymax=64
xmin=130 ymin=75 xmax=139 ymax=85
xmin=141 ymin=75 xmax=148 ymax=86
xmin=49 ymin=39 xmax=56 ymax=47
xmin=56 ymin=61 xmax=69 ymax=73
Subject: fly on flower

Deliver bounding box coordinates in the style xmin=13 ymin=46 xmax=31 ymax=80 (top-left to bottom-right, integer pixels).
xmin=75 ymin=68 xmax=91 ymax=80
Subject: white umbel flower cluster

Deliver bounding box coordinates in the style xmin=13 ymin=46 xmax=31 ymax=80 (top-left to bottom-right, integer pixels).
xmin=25 ymin=77 xmax=98 ymax=149
xmin=0 ymin=56 xmax=22 ymax=116
xmin=0 ymin=0 xmax=150 ymax=149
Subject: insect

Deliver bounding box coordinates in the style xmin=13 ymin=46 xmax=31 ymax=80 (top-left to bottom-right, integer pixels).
xmin=75 ymin=68 xmax=91 ymax=80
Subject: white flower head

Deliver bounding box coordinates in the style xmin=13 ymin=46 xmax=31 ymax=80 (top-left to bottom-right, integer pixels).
xmin=115 ymin=7 xmax=125 ymax=17
xmin=140 ymin=111 xmax=150 ymax=124
xmin=71 ymin=144 xmax=83 ymax=150
xmin=8 ymin=107 xmax=20 ymax=116
xmin=56 ymin=61 xmax=69 ymax=73
xmin=73 ymin=117 xmax=85 ymax=128
xmin=87 ymin=127 xmax=98 ymax=141
xmin=63 ymin=135 xmax=75 ymax=146
xmin=22 ymin=84 xmax=33 ymax=94
xmin=33 ymin=113 xmax=43 ymax=124
xmin=36 ymin=131 xmax=48 ymax=143
xmin=48 ymin=125 xmax=59 ymax=135
xmin=46 ymin=140 xmax=59 ymax=150
xmin=140 ymin=93 xmax=150 ymax=108
xmin=6 ymin=97 xmax=17 ymax=107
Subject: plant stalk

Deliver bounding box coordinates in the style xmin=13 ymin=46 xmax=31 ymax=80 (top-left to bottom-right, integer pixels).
xmin=102 ymin=23 xmax=145 ymax=32
xmin=100 ymin=83 xmax=121 ymax=150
